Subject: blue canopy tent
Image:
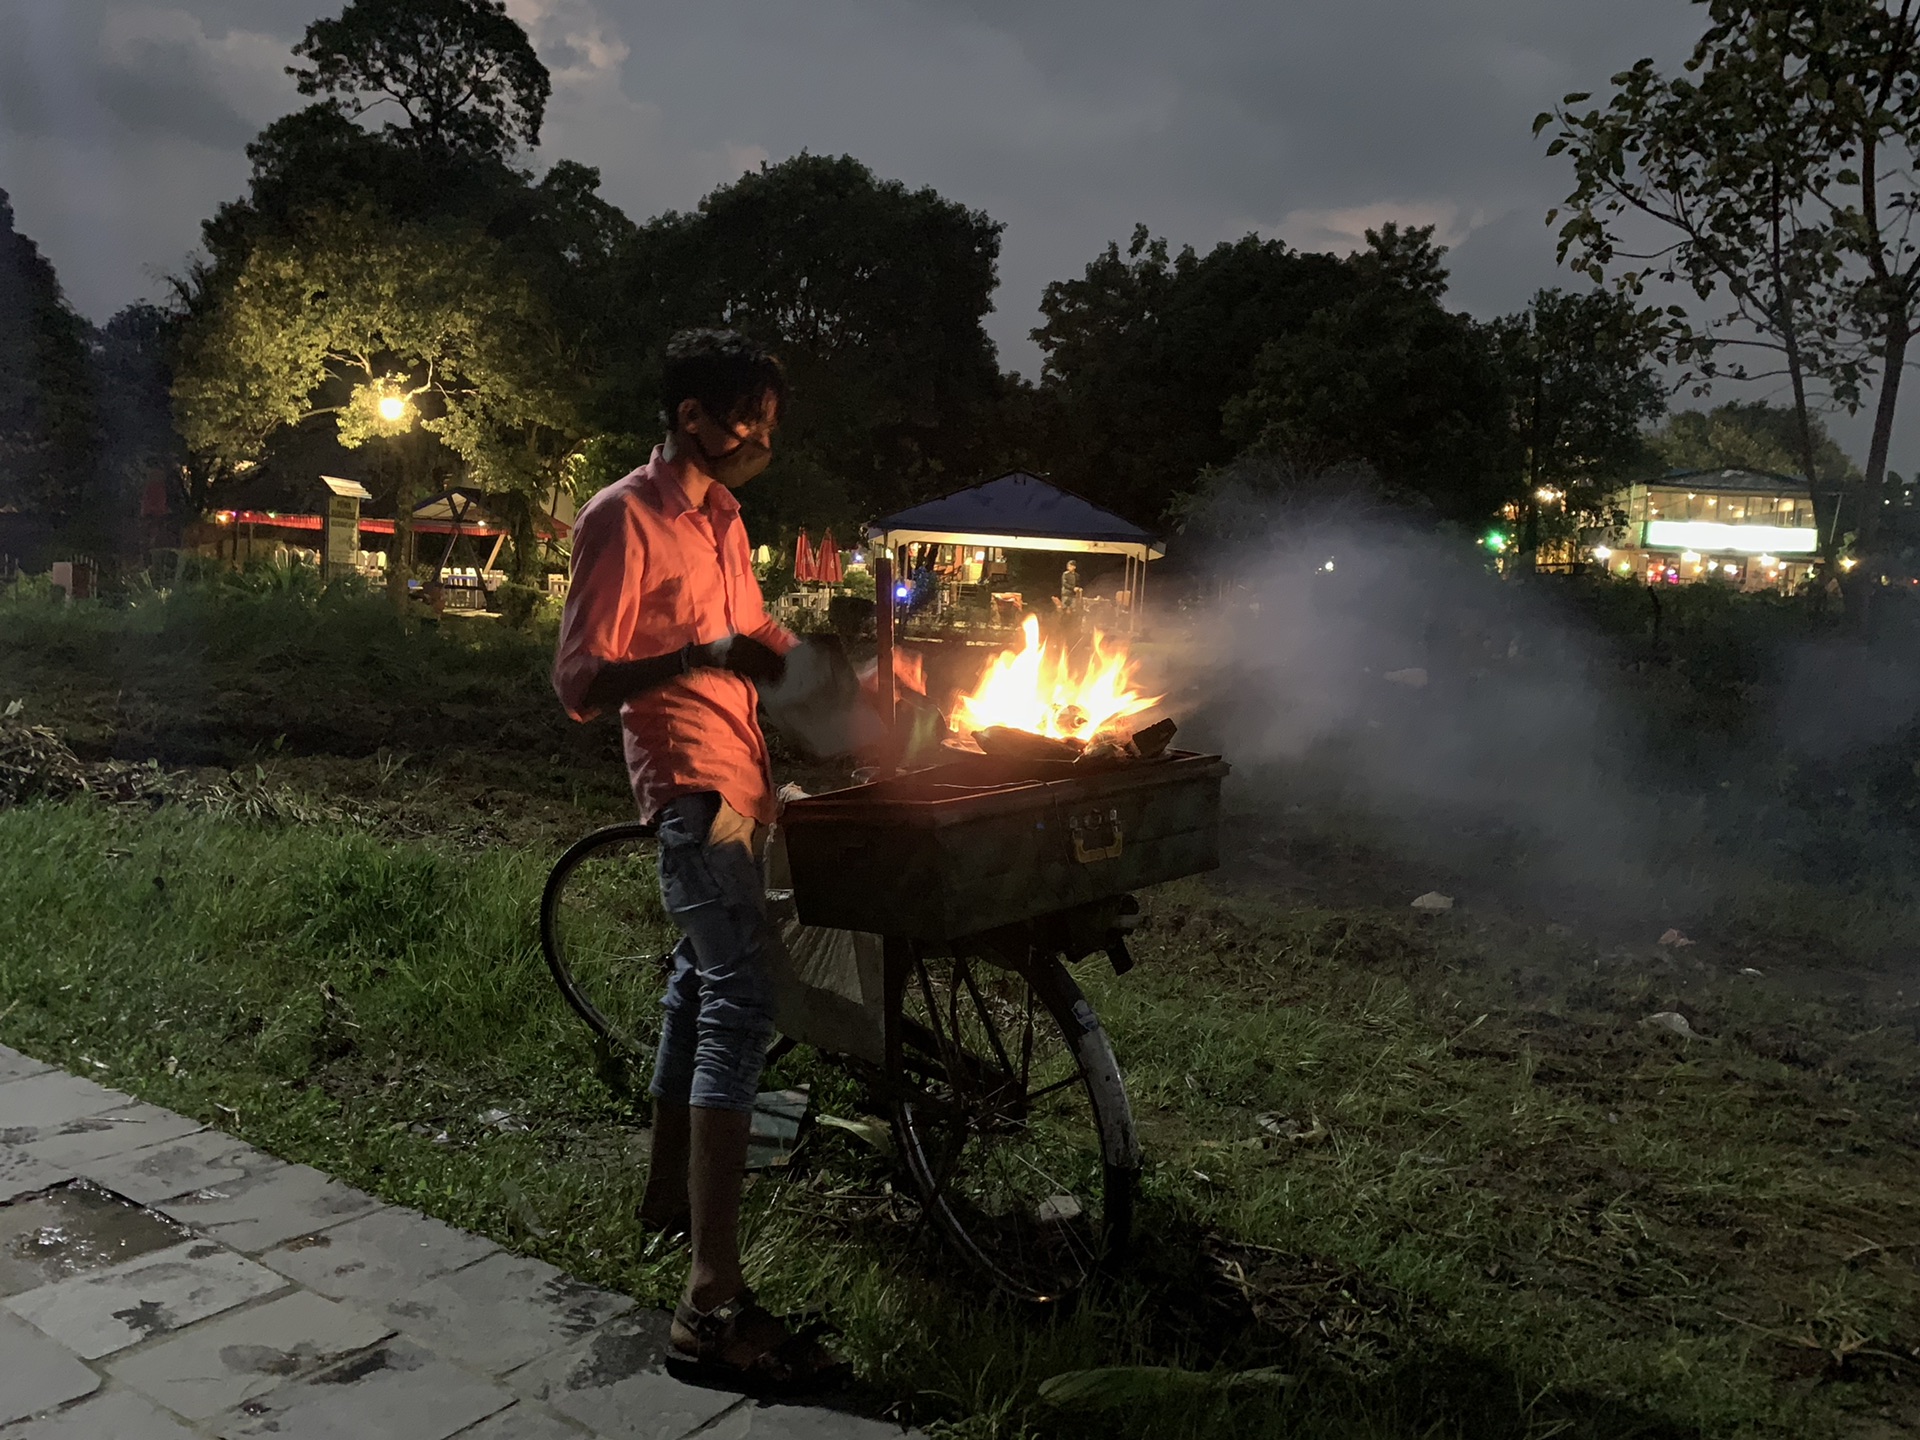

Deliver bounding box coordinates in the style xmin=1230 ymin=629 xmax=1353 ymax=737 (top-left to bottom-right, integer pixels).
xmin=867 ymin=472 xmax=1164 ymax=628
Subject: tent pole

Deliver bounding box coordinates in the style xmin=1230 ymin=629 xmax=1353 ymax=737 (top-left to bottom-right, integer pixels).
xmin=875 ymin=553 xmax=896 ymax=765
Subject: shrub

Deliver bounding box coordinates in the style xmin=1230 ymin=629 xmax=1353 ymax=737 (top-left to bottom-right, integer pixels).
xmin=494 ymin=580 xmax=543 ymax=630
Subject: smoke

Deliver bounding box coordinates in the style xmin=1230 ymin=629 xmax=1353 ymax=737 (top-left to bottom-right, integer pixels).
xmin=1150 ymin=461 xmax=1920 ymax=941
xmin=1159 ymin=462 xmax=1676 ymax=920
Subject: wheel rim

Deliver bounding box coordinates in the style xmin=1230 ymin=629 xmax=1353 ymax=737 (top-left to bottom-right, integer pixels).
xmin=893 ymin=948 xmax=1127 ymax=1301
xmin=542 ymin=825 xmax=674 ymax=1058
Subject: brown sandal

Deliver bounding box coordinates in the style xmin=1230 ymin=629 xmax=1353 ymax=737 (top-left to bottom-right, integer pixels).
xmin=666 ymin=1287 xmax=851 ymax=1395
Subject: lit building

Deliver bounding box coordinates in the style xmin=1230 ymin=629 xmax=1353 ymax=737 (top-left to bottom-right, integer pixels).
xmin=1606 ymin=468 xmax=1821 ymax=589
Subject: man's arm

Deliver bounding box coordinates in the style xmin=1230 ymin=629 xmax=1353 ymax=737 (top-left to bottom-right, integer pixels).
xmin=553 ymin=498 xmax=648 ymax=721
xmin=575 ymin=638 xmax=786 ymax=715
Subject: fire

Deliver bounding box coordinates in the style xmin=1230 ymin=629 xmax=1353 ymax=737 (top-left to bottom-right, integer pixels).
xmin=950 ymin=616 xmax=1159 ymax=743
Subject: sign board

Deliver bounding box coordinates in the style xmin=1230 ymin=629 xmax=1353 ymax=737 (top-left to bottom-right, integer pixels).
xmin=320 ymin=475 xmax=372 ymax=577
xmin=1642 ymin=519 xmax=1818 ymax=555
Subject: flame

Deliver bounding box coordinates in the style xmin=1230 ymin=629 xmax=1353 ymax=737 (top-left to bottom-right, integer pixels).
xmin=950 ymin=616 xmax=1159 ymax=742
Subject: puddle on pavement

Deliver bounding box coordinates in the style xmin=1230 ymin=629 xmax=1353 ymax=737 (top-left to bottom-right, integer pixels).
xmin=0 ymin=1179 xmax=192 ymax=1296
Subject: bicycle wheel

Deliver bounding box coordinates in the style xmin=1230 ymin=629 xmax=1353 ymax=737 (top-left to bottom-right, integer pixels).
xmin=890 ymin=944 xmax=1140 ymax=1302
xmin=541 ymin=822 xmax=676 ymax=1059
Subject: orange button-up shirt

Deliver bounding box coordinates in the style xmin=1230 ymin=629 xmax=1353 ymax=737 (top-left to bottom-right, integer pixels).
xmin=552 ymin=449 xmax=797 ymax=824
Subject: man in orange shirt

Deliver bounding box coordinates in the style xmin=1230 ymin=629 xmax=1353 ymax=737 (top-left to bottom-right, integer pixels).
xmin=553 ymin=329 xmax=843 ymax=1390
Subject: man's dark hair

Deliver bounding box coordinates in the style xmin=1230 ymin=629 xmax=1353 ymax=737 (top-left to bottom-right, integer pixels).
xmin=659 ymin=329 xmax=788 ymax=430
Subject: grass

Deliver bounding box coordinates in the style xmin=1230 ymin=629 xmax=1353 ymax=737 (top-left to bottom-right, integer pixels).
xmin=2 ymin=578 xmax=1919 ymax=1437
xmin=2 ymin=798 xmax=1916 ymax=1437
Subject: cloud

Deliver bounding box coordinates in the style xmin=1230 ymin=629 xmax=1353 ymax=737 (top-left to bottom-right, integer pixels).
xmin=0 ymin=0 xmax=1711 ymax=381
xmin=1254 ymin=200 xmax=1493 ymax=256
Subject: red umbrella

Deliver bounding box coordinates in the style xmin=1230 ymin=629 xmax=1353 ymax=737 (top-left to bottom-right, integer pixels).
xmin=816 ymin=527 xmax=845 ymax=584
xmin=793 ymin=528 xmax=818 ymax=583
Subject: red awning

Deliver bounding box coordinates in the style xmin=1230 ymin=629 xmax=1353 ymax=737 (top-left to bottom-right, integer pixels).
xmin=212 ymin=510 xmax=508 ymax=538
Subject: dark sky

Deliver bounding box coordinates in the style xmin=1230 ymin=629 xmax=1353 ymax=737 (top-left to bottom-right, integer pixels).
xmin=20 ymin=0 xmax=1901 ymax=464
xmin=0 ymin=0 xmax=1707 ymax=362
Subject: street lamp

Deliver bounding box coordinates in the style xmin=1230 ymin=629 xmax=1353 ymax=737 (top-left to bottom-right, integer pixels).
xmin=378 ymin=395 xmax=409 ymax=424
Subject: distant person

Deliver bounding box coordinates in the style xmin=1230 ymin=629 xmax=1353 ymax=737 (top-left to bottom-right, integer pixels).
xmin=551 ymin=329 xmax=846 ymax=1392
xmin=1061 ymin=558 xmax=1081 ymax=609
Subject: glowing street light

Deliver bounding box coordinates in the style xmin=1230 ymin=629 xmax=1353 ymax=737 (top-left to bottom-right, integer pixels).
xmin=377 ymin=394 xmax=409 ymax=423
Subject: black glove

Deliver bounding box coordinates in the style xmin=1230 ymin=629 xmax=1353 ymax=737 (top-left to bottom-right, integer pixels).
xmin=691 ymin=635 xmax=788 ymax=684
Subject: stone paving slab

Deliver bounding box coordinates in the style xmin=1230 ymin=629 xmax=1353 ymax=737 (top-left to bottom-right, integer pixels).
xmin=154 ymin=1162 xmax=384 ymax=1254
xmin=0 ymin=1045 xmax=54 ymax=1085
xmin=106 ymin=1288 xmax=396 ymax=1420
xmin=0 ymin=1384 xmax=200 ymax=1439
xmin=4 ymin=1238 xmax=287 ymax=1359
xmin=10 ymin=1103 xmax=207 ymax=1172
xmin=216 ymin=1337 xmax=514 ymax=1440
xmin=508 ymin=1313 xmax=742 ymax=1440
xmin=0 ymin=1310 xmax=101 ymax=1426
xmin=0 ymin=1071 xmax=129 ymax=1131
xmin=261 ymin=1204 xmax=499 ymax=1307
xmin=0 ymin=1053 xmax=924 ymax=1440
xmin=82 ymin=1129 xmax=279 ymax=1206
xmin=450 ymin=1401 xmax=597 ymax=1438
xmin=0 ymin=1151 xmax=70 ymax=1205
xmin=378 ymin=1249 xmax=634 ymax=1376
xmin=698 ymin=1401 xmax=913 ymax=1440
xmin=0 ymin=1182 xmax=192 ymax=1298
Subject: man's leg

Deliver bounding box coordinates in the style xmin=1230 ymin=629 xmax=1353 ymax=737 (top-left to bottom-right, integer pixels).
xmin=655 ymin=796 xmax=778 ymax=1307
xmin=641 ymin=934 xmax=701 ymax=1231
xmin=685 ymin=1106 xmax=754 ymax=1307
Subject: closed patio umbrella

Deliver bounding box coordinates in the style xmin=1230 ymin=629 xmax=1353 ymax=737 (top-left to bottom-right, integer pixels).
xmin=793 ymin=528 xmax=818 ymax=583
xmin=815 ymin=527 xmax=845 ymax=584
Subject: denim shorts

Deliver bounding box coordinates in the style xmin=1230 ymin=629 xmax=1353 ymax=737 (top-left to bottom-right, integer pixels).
xmin=648 ymin=792 xmax=778 ymax=1113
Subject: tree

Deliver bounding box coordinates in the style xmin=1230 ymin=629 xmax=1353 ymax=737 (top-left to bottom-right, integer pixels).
xmin=179 ymin=2 xmax=632 ymax=579
xmin=1651 ymin=400 xmax=1858 ymax=479
xmin=289 ymin=0 xmax=549 ymax=157
xmin=1544 ymin=0 xmax=1920 ymax=598
xmin=1221 ymin=227 xmax=1515 ymax=524
xmin=1032 ymin=227 xmax=1352 ymax=524
xmin=621 ymin=154 xmax=1005 ymax=533
xmin=0 ymin=189 xmax=95 ymax=519
xmin=1495 ymin=287 xmax=1667 ymax=557
xmin=173 ymin=210 xmax=577 ymax=608
xmin=87 ymin=304 xmax=188 ymax=543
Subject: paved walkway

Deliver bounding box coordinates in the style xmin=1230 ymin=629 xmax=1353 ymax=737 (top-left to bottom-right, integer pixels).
xmin=0 ymin=1044 xmax=910 ymax=1439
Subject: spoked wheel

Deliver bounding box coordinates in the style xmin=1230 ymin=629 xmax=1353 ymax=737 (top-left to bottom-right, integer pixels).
xmin=890 ymin=943 xmax=1141 ymax=1303
xmin=540 ymin=822 xmax=675 ymax=1060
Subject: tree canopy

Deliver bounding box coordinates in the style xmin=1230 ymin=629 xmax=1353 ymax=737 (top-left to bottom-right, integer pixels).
xmin=615 ymin=154 xmax=1007 ymax=534
xmin=1493 ymin=287 xmax=1667 ymax=550
xmin=1651 ymin=401 xmax=1858 ymax=483
xmin=174 ymin=209 xmax=576 ymax=601
xmin=290 ymin=0 xmax=549 ymax=157
xmin=0 ymin=190 xmax=94 ymax=521
xmin=1031 ymin=226 xmax=1354 ymax=525
xmin=1222 ymin=227 xmax=1516 ymax=525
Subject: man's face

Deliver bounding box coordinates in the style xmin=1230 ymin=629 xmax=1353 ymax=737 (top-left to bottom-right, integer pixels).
xmin=683 ymin=391 xmax=779 ymax=488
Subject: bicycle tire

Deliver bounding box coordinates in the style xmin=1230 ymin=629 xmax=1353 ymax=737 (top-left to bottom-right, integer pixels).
xmin=541 ymin=820 xmax=662 ymax=1055
xmin=890 ymin=946 xmax=1140 ymax=1303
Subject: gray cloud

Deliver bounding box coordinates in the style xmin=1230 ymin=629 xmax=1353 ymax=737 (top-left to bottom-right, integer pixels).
xmin=11 ymin=0 xmax=1909 ymax=468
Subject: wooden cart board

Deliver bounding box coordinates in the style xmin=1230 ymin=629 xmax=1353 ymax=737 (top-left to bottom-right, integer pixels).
xmin=781 ymin=750 xmax=1229 ymax=940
